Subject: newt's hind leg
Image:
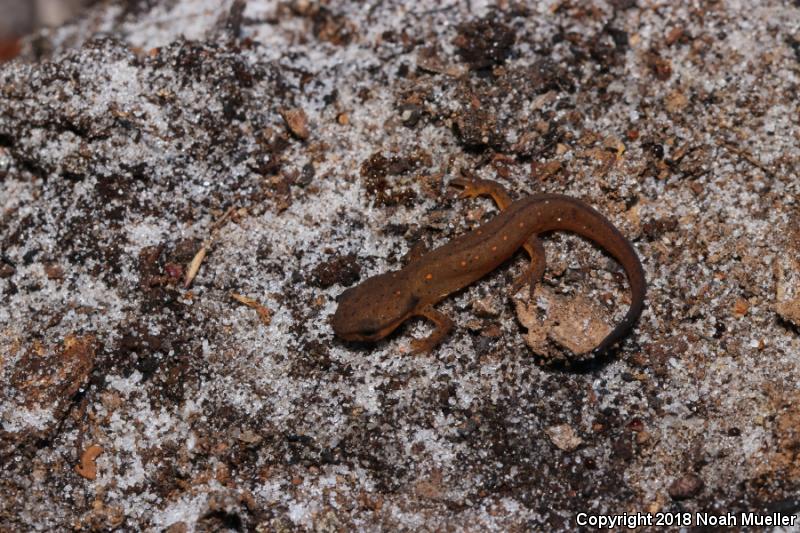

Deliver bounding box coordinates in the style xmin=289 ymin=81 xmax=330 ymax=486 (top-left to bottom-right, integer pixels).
xmin=409 ymin=306 xmax=454 ymax=354
xmin=511 ymin=235 xmax=546 ymax=301
xmin=449 ymin=175 xmax=514 ymax=210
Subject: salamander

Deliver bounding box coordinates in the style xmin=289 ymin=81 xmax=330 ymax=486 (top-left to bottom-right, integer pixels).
xmin=331 ymin=177 xmax=646 ymax=355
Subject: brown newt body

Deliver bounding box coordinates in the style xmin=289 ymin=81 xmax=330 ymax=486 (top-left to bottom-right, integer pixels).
xmin=332 ymin=177 xmax=646 ymax=355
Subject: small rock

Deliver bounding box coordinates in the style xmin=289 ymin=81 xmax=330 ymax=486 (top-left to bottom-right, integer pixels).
xmin=164 ymin=262 xmax=183 ymax=279
xmin=545 ymin=424 xmax=583 ymax=452
xmin=456 ymin=418 xmax=478 ymax=437
xmin=464 ymin=319 xmax=483 ymax=331
xmin=532 ymin=160 xmax=562 ymax=181
xmin=776 ymin=261 xmax=800 ymax=325
xmin=530 ymin=90 xmax=557 ymax=111
xmin=453 ymin=15 xmax=516 ymax=69
xmin=235 ymin=428 xmax=263 ymax=445
xmin=453 ymin=98 xmax=500 ymax=148
xmin=472 ymin=295 xmax=500 ymax=317
xmin=280 ymin=108 xmax=310 ymax=140
xmin=732 ymin=298 xmax=749 ymax=317
xmin=645 ymin=52 xmax=672 ymax=81
xmin=44 ymin=263 xmax=64 ymax=280
xmin=514 ymin=285 xmax=611 ymax=361
xmin=665 ymin=90 xmax=688 ymax=113
xmin=668 ymin=473 xmax=704 ymax=500
xmin=0 ymin=262 xmax=15 ymax=278
xmin=609 ymin=0 xmax=637 ymax=9
xmin=414 ymin=469 xmax=444 ymax=500
xmin=665 ymin=26 xmax=685 ymax=46
xmin=480 ymin=324 xmax=503 ymax=338
xmin=398 ymin=103 xmax=422 ymax=127
xmin=297 ymin=162 xmax=315 ymax=187
xmin=76 ymin=501 xmax=124 ymax=530
xmin=417 ymin=46 xmax=464 ymax=76
xmin=164 ymin=523 xmax=188 ymax=533
xmin=0 ymin=147 xmax=9 ymax=177
xmin=308 ymin=253 xmax=361 ymax=289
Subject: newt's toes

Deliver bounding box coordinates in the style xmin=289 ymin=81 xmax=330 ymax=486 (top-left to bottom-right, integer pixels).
xmin=448 ymin=177 xmax=468 ymax=189
xmin=449 ymin=178 xmax=480 ymax=198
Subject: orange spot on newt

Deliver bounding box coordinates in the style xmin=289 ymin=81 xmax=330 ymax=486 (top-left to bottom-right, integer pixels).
xmin=425 ymin=273 xmax=433 ymax=280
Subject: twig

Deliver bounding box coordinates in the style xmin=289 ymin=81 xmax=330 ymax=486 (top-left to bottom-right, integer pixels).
xmin=720 ymin=140 xmax=776 ymax=179
xmin=183 ymin=206 xmax=237 ymax=289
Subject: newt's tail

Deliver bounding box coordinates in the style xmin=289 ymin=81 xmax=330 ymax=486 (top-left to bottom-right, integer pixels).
xmin=591 ymin=248 xmax=646 ymax=357
xmin=535 ymin=194 xmax=647 ymax=356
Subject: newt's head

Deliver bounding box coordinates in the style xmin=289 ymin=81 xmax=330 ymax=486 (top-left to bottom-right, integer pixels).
xmin=332 ymin=272 xmax=419 ymax=343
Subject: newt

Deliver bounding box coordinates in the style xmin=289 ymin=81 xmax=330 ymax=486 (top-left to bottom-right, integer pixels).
xmin=332 ymin=177 xmax=646 ymax=355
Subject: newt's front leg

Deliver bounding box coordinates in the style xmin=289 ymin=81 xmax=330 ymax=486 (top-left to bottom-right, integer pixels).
xmin=450 ymin=175 xmax=514 ymax=210
xmin=409 ymin=306 xmax=454 ymax=353
xmin=402 ymin=241 xmax=429 ymax=265
xmin=451 ymin=176 xmax=546 ymax=299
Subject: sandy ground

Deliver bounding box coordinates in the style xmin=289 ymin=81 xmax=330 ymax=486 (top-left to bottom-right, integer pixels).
xmin=1 ymin=0 xmax=799 ymax=531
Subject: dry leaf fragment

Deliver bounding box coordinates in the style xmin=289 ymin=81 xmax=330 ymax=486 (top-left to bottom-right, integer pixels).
xmin=75 ymin=444 xmax=103 ymax=480
xmin=732 ymin=298 xmax=749 ymax=317
xmin=231 ymin=293 xmax=272 ymax=325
